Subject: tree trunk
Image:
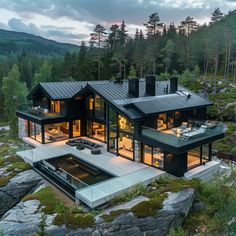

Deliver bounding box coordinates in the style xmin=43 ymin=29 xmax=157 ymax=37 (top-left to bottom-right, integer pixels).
xmin=98 ymin=53 xmax=101 ymax=80
xmin=203 ymin=55 xmax=208 ymax=80
xmin=214 ymin=49 xmax=219 ymax=95
xmin=224 ymin=43 xmax=228 ymax=85
xmin=233 ymin=63 xmax=236 ymax=84
xmin=153 ymin=59 xmax=156 ymax=75
xmin=226 ymin=37 xmax=231 ymax=84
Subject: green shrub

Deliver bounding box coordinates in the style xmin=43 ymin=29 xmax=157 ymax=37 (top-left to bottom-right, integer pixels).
xmin=168 ymin=227 xmax=187 ymax=236
xmin=109 ymin=183 xmax=147 ymax=205
xmin=53 ymin=213 xmax=94 ymax=229
xmin=131 ymin=194 xmax=167 ymax=218
xmin=231 ymin=147 xmax=236 ymax=155
xmin=0 ymin=144 xmax=10 ymax=157
xmin=102 ymin=209 xmax=129 ymax=222
xmin=5 ymin=155 xmax=23 ymax=163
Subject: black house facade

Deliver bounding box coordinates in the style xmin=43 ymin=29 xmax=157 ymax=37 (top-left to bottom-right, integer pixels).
xmin=16 ymin=77 xmax=224 ymax=177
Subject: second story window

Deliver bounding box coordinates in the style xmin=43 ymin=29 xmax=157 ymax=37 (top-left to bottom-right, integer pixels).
xmin=94 ymin=95 xmax=104 ymax=119
xmin=51 ymin=101 xmax=60 ymax=113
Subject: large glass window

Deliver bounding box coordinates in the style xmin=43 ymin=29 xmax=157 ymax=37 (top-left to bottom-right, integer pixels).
xmin=18 ymin=118 xmax=28 ymax=139
xmin=73 ymin=120 xmax=81 ymax=137
xmin=29 ymin=121 xmax=42 ymax=143
xmin=118 ymin=115 xmax=134 ymax=133
xmin=143 ymin=145 xmax=164 ymax=169
xmin=188 ymin=147 xmax=201 ymax=169
xmin=87 ymin=121 xmax=106 ymax=142
xmin=94 ymin=95 xmax=105 ymax=119
xmin=118 ymin=132 xmax=134 ymax=160
xmin=108 ymin=108 xmax=117 ymax=154
xmin=44 ymin=122 xmax=69 ymax=143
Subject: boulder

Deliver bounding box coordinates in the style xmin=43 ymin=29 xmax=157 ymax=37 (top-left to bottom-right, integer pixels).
xmin=0 ymin=169 xmax=44 ymax=218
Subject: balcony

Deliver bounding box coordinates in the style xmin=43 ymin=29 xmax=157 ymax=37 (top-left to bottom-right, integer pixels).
xmin=141 ymin=121 xmax=225 ymax=153
xmin=17 ymin=105 xmax=64 ymax=120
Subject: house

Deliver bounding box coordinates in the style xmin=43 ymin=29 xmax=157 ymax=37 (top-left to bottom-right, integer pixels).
xmin=16 ymin=76 xmax=224 ymax=177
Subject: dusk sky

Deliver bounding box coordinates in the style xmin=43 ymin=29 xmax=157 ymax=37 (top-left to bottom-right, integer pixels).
xmin=0 ymin=0 xmax=235 ymax=45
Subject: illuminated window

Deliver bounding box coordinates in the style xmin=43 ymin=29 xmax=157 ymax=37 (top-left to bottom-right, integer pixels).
xmin=51 ymin=101 xmax=60 ymax=113
xmin=89 ymin=98 xmax=94 ymax=110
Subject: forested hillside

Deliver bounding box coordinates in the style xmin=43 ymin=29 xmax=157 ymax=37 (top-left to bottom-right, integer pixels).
xmin=0 ymin=8 xmax=236 ymax=135
xmin=0 ymin=29 xmax=80 ymax=57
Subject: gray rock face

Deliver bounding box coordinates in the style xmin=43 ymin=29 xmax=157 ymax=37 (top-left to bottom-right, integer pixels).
xmin=0 ymin=169 xmax=43 ymax=218
xmin=0 ymin=187 xmax=194 ymax=236
xmin=0 ymin=200 xmax=55 ymax=236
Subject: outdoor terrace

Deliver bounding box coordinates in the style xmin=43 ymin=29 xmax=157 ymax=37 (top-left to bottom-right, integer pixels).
xmin=16 ymin=105 xmax=64 ymax=121
xmin=141 ymin=121 xmax=225 ymax=153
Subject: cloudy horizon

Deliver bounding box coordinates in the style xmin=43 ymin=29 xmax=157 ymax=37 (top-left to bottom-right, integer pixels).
xmin=0 ymin=0 xmax=235 ymax=45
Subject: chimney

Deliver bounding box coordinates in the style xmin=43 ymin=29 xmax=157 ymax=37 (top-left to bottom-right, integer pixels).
xmin=146 ymin=75 xmax=156 ymax=96
xmin=128 ymin=78 xmax=139 ymax=97
xmin=170 ymin=77 xmax=178 ymax=93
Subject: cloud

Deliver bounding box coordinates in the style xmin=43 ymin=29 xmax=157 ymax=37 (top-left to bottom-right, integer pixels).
xmin=0 ymin=0 xmax=235 ymax=44
xmin=8 ymin=18 xmax=40 ymax=35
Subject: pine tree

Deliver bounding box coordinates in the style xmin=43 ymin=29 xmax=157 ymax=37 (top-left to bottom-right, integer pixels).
xmin=34 ymin=60 xmax=52 ymax=84
xmin=162 ymin=39 xmax=175 ymax=72
xmin=211 ymin=8 xmax=224 ymax=24
xmin=143 ymin=12 xmax=163 ymax=37
xmin=179 ymin=16 xmax=198 ymax=36
xmin=89 ymin=24 xmax=107 ymax=80
xmin=118 ymin=20 xmax=128 ymax=47
xmin=108 ymin=24 xmax=120 ymax=50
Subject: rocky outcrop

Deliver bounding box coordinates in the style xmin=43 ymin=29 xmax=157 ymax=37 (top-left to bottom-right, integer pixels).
xmin=0 ymin=169 xmax=44 ymax=218
xmin=0 ymin=188 xmax=194 ymax=236
xmin=0 ymin=200 xmax=55 ymax=236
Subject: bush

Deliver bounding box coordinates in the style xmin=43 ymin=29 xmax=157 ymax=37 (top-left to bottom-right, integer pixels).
xmin=131 ymin=194 xmax=166 ymax=218
xmin=168 ymin=228 xmax=187 ymax=236
xmin=109 ymin=183 xmax=147 ymax=206
xmin=53 ymin=212 xmax=94 ymax=229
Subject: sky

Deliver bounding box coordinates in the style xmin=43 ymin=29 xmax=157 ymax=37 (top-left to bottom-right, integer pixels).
xmin=0 ymin=0 xmax=235 ymax=45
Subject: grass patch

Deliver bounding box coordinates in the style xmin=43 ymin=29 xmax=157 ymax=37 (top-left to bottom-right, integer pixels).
xmin=131 ymin=194 xmax=167 ymax=218
xmin=6 ymin=161 xmax=30 ymax=173
xmin=0 ymin=144 xmax=11 ymax=157
xmin=23 ymin=187 xmax=59 ymax=214
xmin=0 ymin=176 xmax=11 ymax=187
xmin=109 ymin=183 xmax=147 ymax=206
xmin=53 ymin=213 xmax=94 ymax=229
xmin=102 ymin=209 xmax=129 ymax=222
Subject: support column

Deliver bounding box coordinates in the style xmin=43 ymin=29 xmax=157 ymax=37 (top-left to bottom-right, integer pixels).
xmin=134 ymin=140 xmax=141 ymax=162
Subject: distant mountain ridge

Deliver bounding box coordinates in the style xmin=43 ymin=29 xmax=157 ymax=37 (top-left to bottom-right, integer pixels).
xmin=0 ymin=29 xmax=80 ymax=56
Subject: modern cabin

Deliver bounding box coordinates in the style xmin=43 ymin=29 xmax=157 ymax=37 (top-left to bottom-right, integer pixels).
xmin=16 ymin=76 xmax=224 ymax=177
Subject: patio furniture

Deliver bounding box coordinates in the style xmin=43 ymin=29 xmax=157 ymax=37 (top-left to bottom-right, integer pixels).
xmin=76 ymin=144 xmax=85 ymax=150
xmin=91 ymin=148 xmax=101 ymax=155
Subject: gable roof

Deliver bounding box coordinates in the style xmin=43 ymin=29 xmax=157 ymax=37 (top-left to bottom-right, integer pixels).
xmin=27 ymin=79 xmax=213 ymax=120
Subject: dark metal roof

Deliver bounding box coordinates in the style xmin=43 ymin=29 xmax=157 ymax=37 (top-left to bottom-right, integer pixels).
xmin=124 ymin=91 xmax=213 ymax=116
xmin=27 ymin=79 xmax=213 ymax=120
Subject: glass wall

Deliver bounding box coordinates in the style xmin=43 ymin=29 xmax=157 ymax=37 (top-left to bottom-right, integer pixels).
xmin=29 ymin=121 xmax=42 ymax=143
xmin=18 ymin=118 xmax=28 ymax=139
xmin=188 ymin=147 xmax=201 ymax=169
xmin=94 ymin=95 xmax=105 ymax=119
xmin=143 ymin=145 xmax=164 ymax=169
xmin=86 ymin=121 xmax=106 ymax=142
xmin=108 ymin=107 xmax=117 ymax=154
xmin=72 ymin=120 xmax=81 ymax=137
xmin=44 ymin=122 xmax=69 ymax=143
xmin=118 ymin=115 xmax=134 ymax=160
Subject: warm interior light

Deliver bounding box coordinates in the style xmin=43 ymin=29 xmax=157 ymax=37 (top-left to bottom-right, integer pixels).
xmin=119 ymin=116 xmax=127 ymax=129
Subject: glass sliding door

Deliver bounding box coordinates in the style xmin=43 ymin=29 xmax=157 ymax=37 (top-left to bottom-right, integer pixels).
xmin=188 ymin=147 xmax=201 ymax=170
xmin=108 ymin=108 xmax=117 ymax=154
xmin=29 ymin=121 xmax=42 ymax=143
xmin=86 ymin=121 xmax=106 ymax=142
xmin=72 ymin=120 xmax=81 ymax=137
xmin=118 ymin=132 xmax=134 ymax=160
xmin=143 ymin=144 xmax=164 ymax=169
